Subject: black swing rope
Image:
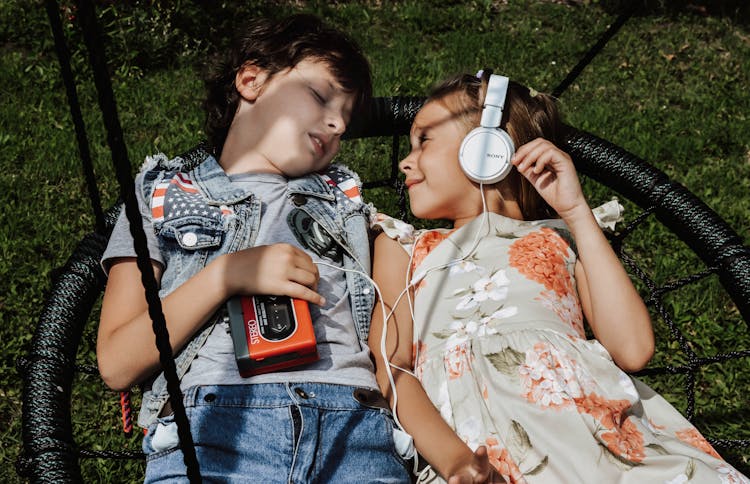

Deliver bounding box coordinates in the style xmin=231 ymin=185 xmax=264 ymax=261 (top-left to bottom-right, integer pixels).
xmin=41 ymin=0 xmax=202 ymax=481
xmin=550 ymin=5 xmax=635 ymax=98
xmin=42 ymin=0 xmax=105 ymax=234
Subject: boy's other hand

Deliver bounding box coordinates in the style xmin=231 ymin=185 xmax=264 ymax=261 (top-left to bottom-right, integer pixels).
xmin=221 ymin=243 xmax=325 ymax=306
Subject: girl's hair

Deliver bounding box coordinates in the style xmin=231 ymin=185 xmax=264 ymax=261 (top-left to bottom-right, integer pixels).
xmin=428 ymin=72 xmax=564 ymax=220
xmin=203 ymin=14 xmax=372 ymax=155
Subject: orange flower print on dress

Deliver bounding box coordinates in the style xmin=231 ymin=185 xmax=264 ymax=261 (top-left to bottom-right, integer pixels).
xmin=574 ymin=392 xmax=631 ymax=430
xmin=445 ymin=342 xmax=472 ymax=380
xmin=411 ymin=230 xmax=454 ymax=290
xmin=574 ymin=393 xmax=646 ymax=464
xmin=676 ymin=428 xmax=722 ymax=460
xmin=717 ymin=464 xmax=750 ymax=484
xmin=485 ymin=437 xmax=527 ymax=484
xmin=537 ymin=290 xmax=584 ymax=338
xmin=508 ymin=228 xmax=574 ymax=296
xmin=600 ymin=417 xmax=646 ymax=463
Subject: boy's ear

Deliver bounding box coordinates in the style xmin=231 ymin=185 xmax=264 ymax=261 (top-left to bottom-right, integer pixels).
xmin=235 ymin=64 xmax=269 ymax=102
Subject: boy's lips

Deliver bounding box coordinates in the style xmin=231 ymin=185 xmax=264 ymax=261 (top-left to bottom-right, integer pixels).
xmin=309 ymin=134 xmax=326 ymax=157
xmin=405 ymin=178 xmax=421 ymax=188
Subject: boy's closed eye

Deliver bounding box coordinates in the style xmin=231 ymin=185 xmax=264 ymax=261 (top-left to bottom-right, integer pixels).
xmin=309 ymin=87 xmax=328 ymax=104
xmin=305 ymin=77 xmax=336 ymax=103
xmin=307 ymin=82 xmax=353 ymax=126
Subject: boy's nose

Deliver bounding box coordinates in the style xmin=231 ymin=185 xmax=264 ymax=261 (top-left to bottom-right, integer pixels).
xmin=327 ymin=111 xmax=346 ymax=135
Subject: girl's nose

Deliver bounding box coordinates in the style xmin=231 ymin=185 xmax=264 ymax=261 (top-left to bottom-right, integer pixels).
xmin=399 ymin=151 xmax=415 ymax=173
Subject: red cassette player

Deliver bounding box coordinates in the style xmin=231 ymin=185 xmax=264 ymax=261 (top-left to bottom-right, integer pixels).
xmin=227 ymin=295 xmax=319 ymax=376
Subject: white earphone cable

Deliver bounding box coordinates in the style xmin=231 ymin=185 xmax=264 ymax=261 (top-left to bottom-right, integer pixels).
xmin=313 ymin=180 xmax=493 ymax=467
xmin=405 ymin=182 xmax=491 ymax=382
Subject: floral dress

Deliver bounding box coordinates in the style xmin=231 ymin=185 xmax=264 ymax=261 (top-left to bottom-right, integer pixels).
xmin=375 ymin=204 xmax=748 ymax=484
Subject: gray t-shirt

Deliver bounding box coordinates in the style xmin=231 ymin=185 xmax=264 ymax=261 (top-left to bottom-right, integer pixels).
xmin=102 ymin=172 xmax=377 ymax=390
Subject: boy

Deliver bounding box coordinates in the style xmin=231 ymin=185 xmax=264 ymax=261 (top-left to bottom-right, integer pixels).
xmin=97 ymin=14 xmax=410 ymax=482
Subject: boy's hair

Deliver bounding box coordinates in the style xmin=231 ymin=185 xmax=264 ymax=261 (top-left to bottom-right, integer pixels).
xmin=203 ymin=14 xmax=372 ymax=154
xmin=428 ymin=73 xmax=563 ymax=220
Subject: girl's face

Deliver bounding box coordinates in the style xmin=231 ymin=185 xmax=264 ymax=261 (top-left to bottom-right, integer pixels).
xmin=400 ymin=98 xmax=486 ymax=227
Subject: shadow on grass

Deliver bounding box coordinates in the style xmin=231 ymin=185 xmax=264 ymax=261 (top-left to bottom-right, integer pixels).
xmin=597 ymin=0 xmax=750 ymax=26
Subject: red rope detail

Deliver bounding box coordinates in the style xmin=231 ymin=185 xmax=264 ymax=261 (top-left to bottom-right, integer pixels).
xmin=120 ymin=391 xmax=133 ymax=435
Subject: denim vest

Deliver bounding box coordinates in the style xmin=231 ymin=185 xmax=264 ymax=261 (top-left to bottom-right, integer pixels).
xmin=136 ymin=145 xmax=375 ymax=428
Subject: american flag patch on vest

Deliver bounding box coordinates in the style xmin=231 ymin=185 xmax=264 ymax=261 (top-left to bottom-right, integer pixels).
xmin=151 ymin=172 xmax=233 ymax=223
xmin=320 ymin=170 xmax=362 ymax=205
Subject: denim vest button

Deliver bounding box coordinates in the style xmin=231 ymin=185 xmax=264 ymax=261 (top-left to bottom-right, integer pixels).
xmin=294 ymin=387 xmax=309 ymax=399
xmin=204 ymin=393 xmax=216 ymax=403
xmin=183 ymin=232 xmax=198 ymax=247
xmin=292 ymin=194 xmax=307 ymax=206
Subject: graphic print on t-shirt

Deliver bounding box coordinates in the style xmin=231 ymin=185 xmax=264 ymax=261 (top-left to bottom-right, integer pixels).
xmin=287 ymin=208 xmax=342 ymax=262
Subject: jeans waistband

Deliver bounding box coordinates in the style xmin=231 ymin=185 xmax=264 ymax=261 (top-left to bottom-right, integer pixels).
xmin=165 ymin=383 xmax=389 ymax=413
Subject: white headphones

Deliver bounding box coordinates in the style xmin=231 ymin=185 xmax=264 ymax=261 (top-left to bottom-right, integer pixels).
xmin=458 ymin=71 xmax=515 ymax=184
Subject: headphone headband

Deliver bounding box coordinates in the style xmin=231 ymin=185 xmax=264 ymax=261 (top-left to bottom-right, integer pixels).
xmin=480 ymin=74 xmax=509 ymax=128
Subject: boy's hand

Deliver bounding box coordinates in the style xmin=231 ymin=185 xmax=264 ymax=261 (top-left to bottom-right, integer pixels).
xmin=512 ymin=138 xmax=589 ymax=221
xmin=221 ymin=243 xmax=325 ymax=305
xmin=447 ymin=446 xmax=501 ymax=484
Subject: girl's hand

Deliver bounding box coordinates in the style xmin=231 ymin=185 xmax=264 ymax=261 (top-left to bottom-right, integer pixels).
xmin=512 ymin=138 xmax=588 ymax=221
xmin=220 ymin=243 xmax=325 ymax=305
xmin=447 ymin=446 xmax=501 ymax=484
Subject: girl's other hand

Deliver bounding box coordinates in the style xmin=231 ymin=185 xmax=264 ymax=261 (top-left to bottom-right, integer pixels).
xmin=512 ymin=138 xmax=589 ymax=221
xmin=447 ymin=445 xmax=502 ymax=484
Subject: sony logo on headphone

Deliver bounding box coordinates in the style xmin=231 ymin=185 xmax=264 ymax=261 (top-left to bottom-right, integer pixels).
xmin=487 ymin=153 xmax=505 ymax=159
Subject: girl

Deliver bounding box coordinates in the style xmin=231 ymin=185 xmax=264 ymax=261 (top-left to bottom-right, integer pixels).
xmin=369 ymin=70 xmax=749 ymax=483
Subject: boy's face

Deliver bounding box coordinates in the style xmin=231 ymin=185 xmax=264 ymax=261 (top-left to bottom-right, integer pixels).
xmin=233 ymin=59 xmax=356 ymax=177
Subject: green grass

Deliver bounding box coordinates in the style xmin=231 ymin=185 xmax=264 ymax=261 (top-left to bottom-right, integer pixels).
xmin=2 ymin=1 xmax=750 ymax=481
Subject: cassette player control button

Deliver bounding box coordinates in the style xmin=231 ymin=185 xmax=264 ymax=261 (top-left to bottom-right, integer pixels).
xmin=294 ymin=387 xmax=309 ymax=399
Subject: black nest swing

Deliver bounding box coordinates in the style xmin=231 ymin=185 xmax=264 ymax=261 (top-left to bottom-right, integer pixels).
xmin=18 ymin=1 xmax=750 ymax=482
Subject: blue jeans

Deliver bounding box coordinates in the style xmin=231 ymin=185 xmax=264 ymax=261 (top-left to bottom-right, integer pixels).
xmin=143 ymin=383 xmax=410 ymax=483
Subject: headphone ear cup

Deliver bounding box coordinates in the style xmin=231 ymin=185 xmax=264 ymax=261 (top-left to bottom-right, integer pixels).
xmin=459 ymin=127 xmax=515 ymax=184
